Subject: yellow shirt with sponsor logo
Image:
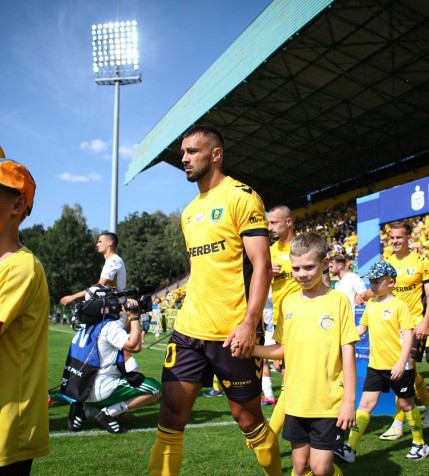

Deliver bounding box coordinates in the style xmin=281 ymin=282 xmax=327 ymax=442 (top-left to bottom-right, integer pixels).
xmin=270 ymin=240 xmax=300 ymax=325
xmin=273 ymin=289 xmax=359 ymax=418
xmin=177 ymin=176 xmax=268 ymax=341
xmin=360 ymin=296 xmax=413 ymax=370
xmin=385 ymin=251 xmax=429 ymax=325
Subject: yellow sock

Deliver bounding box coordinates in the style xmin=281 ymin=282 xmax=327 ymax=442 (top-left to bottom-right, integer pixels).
xmin=291 ymin=470 xmax=314 ymax=475
xmin=149 ymin=425 xmax=184 ymax=476
xmin=269 ymin=387 xmax=285 ymax=437
xmin=394 ymin=397 xmax=405 ymax=422
xmin=213 ymin=375 xmax=222 ymax=392
xmin=405 ymin=407 xmax=425 ymax=445
xmin=244 ymin=420 xmax=282 ymax=476
xmin=415 ymin=372 xmax=429 ymax=406
xmin=348 ymin=409 xmax=371 ymax=452
xmin=333 ymin=462 xmax=343 ymax=476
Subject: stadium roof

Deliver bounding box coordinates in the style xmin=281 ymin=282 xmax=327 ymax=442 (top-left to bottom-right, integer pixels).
xmin=125 ymin=0 xmax=429 ymax=210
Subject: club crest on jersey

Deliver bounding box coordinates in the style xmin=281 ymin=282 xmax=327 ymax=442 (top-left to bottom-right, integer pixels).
xmin=319 ymin=314 xmax=334 ymax=330
xmin=211 ymin=208 xmax=224 ymax=222
xmin=406 ymin=268 xmax=415 ymax=276
xmin=382 ymin=309 xmax=392 ymax=320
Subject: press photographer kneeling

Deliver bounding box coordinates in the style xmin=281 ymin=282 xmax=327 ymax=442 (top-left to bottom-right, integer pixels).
xmin=60 ymin=285 xmax=161 ymax=434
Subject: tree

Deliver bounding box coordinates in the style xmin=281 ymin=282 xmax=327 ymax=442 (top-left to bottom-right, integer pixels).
xmin=118 ymin=210 xmax=188 ymax=290
xmin=20 ymin=224 xmax=46 ymax=256
xmin=39 ymin=204 xmax=101 ymax=305
xmin=163 ymin=211 xmax=188 ymax=281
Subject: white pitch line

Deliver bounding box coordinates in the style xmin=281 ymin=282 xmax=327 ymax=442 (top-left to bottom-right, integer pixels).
xmin=50 ymin=420 xmax=237 ymax=438
xmin=49 ymin=326 xmax=75 ymax=335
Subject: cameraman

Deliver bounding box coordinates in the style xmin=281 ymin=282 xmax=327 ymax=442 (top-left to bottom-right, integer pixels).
xmin=65 ymin=290 xmax=161 ymax=434
xmin=59 ymin=232 xmax=126 ymax=306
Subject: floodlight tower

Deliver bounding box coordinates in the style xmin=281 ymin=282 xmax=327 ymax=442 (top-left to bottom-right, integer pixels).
xmin=91 ymin=20 xmax=141 ymax=233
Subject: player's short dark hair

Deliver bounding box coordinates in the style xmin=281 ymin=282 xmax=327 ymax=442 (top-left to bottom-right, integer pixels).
xmin=329 ymin=254 xmax=346 ymax=264
xmin=182 ymin=124 xmax=224 ymax=149
xmin=268 ymin=204 xmax=292 ymax=219
xmin=291 ymin=232 xmax=328 ymax=261
xmin=389 ymin=221 xmax=412 ymax=236
xmin=101 ymin=232 xmax=118 ymax=248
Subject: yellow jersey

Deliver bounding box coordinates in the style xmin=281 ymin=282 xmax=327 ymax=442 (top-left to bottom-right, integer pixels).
xmin=177 ymin=176 xmax=269 ymax=340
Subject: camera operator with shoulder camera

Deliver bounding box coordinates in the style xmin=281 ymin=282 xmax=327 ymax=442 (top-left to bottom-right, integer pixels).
xmin=62 ymin=285 xmax=161 ymax=434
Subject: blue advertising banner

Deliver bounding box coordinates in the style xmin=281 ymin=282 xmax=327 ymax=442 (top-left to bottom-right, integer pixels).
xmin=379 ymin=176 xmax=429 ymax=224
xmin=356 ymin=174 xmax=429 ymax=415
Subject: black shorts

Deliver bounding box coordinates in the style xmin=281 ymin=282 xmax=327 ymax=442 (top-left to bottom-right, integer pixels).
xmin=282 ymin=415 xmax=344 ymax=450
xmin=162 ymin=330 xmax=263 ymax=402
xmin=411 ymin=335 xmax=427 ymax=362
xmin=363 ymin=367 xmax=415 ymax=398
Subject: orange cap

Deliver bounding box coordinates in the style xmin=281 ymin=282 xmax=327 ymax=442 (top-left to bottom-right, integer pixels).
xmin=0 ymin=159 xmax=36 ymax=215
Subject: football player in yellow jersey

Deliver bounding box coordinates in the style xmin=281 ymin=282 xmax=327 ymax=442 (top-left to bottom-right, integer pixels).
xmin=268 ymin=205 xmax=300 ymax=325
xmin=265 ymin=205 xmax=300 ymax=432
xmin=360 ymin=222 xmax=429 ymax=440
xmin=230 ymin=232 xmax=358 ymax=476
xmin=0 ymin=157 xmax=50 ymax=474
xmin=335 ymin=260 xmax=428 ymax=463
xmin=149 ymin=125 xmax=282 ymax=476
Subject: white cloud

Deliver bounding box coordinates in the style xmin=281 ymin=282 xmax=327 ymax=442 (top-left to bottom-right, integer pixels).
xmin=80 ymin=139 xmax=109 ymax=153
xmin=119 ymin=144 xmax=137 ymax=160
xmin=58 ymin=172 xmax=102 ymax=183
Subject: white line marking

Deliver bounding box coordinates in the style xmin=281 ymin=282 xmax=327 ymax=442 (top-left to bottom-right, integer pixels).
xmin=50 ymin=420 xmax=237 ymax=438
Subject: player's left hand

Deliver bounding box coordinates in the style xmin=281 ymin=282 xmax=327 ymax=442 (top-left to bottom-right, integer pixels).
xmin=223 ymin=322 xmax=255 ymax=359
xmin=336 ymin=402 xmax=356 ymax=430
xmin=390 ymin=363 xmax=405 ymax=381
xmin=414 ymin=322 xmax=428 ymax=339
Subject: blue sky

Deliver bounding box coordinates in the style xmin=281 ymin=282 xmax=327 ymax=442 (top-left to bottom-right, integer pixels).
xmin=0 ymin=0 xmax=272 ymax=231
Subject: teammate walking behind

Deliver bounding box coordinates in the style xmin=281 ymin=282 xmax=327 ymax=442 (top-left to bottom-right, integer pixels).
xmin=149 ymin=125 xmax=282 ymax=475
xmin=335 ymin=261 xmax=428 ymax=462
xmin=229 ymin=232 xmax=359 ymax=476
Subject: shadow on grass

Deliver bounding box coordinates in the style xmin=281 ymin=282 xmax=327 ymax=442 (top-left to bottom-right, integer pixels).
xmin=48 ymin=397 xmax=234 ymax=433
xmin=48 ymin=399 xmax=162 ymax=433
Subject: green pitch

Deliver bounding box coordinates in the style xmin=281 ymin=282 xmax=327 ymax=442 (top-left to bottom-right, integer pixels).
xmin=33 ymin=324 xmax=429 ymax=475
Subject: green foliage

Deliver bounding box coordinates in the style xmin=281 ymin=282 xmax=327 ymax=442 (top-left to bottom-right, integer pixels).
xmin=20 ymin=223 xmax=46 ymax=253
xmin=118 ymin=210 xmax=188 ymax=289
xmin=37 ymin=204 xmax=102 ymax=306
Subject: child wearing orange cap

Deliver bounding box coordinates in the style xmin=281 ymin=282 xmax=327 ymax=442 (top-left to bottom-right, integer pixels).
xmin=0 ymin=153 xmax=50 ymax=474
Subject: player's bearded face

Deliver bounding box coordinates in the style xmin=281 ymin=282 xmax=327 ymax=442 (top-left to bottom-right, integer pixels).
xmin=181 ymin=134 xmax=213 ymax=183
xmin=184 ymin=157 xmax=211 ymax=183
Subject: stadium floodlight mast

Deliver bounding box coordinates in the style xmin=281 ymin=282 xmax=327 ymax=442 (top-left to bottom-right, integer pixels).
xmin=91 ymin=20 xmax=141 ymax=233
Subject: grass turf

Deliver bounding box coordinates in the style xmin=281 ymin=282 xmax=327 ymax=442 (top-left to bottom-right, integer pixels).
xmin=33 ymin=323 xmax=429 ymax=475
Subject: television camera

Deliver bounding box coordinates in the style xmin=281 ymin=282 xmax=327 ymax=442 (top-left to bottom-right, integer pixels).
xmin=70 ymin=285 xmax=155 ymax=330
